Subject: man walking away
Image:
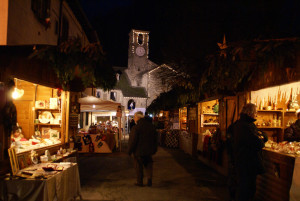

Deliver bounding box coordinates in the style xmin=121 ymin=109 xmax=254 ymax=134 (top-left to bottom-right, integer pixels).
xmin=128 ymin=111 xmax=158 ymax=187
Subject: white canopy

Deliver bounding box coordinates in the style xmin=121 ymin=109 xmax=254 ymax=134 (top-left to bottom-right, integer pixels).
xmin=78 ymin=96 xmax=121 ymax=112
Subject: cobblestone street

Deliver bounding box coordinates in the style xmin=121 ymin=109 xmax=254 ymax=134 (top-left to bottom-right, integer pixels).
xmin=78 ymin=146 xmax=229 ymax=201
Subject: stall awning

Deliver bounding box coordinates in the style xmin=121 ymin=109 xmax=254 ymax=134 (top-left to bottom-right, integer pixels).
xmin=78 ymin=96 xmax=121 ymax=112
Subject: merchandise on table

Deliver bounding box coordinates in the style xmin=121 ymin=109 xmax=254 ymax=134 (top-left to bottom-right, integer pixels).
xmin=265 ymin=140 xmax=300 ymax=155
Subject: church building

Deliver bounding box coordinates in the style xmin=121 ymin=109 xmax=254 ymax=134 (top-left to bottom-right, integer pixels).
xmin=91 ymin=29 xmax=176 ymax=116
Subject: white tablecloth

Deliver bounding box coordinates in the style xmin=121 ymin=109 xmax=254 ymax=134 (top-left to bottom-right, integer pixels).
xmin=0 ymin=163 xmax=81 ymax=201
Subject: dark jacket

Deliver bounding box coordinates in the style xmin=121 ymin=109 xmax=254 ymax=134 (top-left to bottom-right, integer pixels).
xmin=144 ymin=115 xmax=153 ymax=123
xmin=128 ymin=118 xmax=158 ymax=156
xmin=233 ymin=114 xmax=267 ymax=175
xmin=284 ymin=119 xmax=300 ymax=142
xmin=129 ymin=120 xmax=136 ymax=130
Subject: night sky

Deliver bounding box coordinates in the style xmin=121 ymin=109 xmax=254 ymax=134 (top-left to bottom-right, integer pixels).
xmin=79 ymin=0 xmax=300 ymax=72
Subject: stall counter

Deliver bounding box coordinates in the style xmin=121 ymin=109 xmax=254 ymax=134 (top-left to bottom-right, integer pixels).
xmin=256 ymin=148 xmax=300 ymax=201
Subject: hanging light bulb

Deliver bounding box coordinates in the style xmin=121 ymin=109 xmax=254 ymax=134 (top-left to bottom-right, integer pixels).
xmin=12 ymin=79 xmax=24 ymax=99
xmin=12 ymin=87 xmax=24 ymax=99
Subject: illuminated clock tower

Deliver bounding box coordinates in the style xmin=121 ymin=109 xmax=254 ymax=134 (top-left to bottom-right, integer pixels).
xmin=126 ymin=29 xmax=149 ymax=86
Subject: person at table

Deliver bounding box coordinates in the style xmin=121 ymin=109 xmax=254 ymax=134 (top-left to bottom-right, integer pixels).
xmin=128 ymin=111 xmax=158 ymax=187
xmin=232 ymin=103 xmax=268 ymax=201
xmin=284 ymin=109 xmax=300 ymax=142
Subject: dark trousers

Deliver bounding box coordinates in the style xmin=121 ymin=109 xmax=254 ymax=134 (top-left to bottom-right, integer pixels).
xmin=236 ymin=168 xmax=257 ymax=201
xmin=228 ymin=162 xmax=237 ymax=200
xmin=134 ymin=155 xmax=153 ymax=184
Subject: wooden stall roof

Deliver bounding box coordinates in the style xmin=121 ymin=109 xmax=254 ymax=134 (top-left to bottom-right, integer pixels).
xmin=0 ymin=45 xmax=60 ymax=89
xmin=78 ymin=96 xmax=121 ymax=112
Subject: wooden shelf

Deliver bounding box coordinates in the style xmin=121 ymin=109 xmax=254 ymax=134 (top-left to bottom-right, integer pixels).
xmin=202 ymin=113 xmax=219 ymax=116
xmin=257 ymin=110 xmax=283 ymax=113
xmin=34 ymin=123 xmax=61 ymax=126
xmin=285 ymin=110 xmax=298 ymax=113
xmin=35 ymin=108 xmax=60 ymax=111
xmin=257 ymin=126 xmax=283 ymax=129
xmin=203 ymin=123 xmax=219 ymax=126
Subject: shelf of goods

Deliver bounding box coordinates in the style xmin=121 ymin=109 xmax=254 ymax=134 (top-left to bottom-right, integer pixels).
xmin=255 ymin=109 xmax=298 ymax=142
xmin=11 ymin=79 xmax=69 ymax=155
xmin=198 ymin=99 xmax=219 ymax=134
xmin=179 ymin=107 xmax=187 ymax=130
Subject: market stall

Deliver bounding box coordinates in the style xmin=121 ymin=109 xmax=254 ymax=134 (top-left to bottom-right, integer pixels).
xmin=196 ymin=99 xmax=223 ymax=163
xmin=72 ymin=96 xmax=121 ymax=153
xmin=7 ymin=78 xmax=73 ymax=166
xmin=249 ymin=81 xmax=300 ymax=201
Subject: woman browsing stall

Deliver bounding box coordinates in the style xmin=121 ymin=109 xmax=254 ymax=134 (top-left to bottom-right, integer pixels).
xmin=284 ymin=109 xmax=300 ymax=142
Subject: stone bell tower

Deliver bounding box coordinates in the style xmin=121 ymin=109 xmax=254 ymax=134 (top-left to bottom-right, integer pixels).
xmin=127 ymin=29 xmax=149 ymax=86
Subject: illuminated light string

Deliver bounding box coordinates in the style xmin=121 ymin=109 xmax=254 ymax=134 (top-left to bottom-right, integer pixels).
xmin=148 ymin=64 xmax=177 ymax=74
xmin=124 ymin=97 xmax=147 ymax=99
xmin=251 ymin=81 xmax=300 ymax=106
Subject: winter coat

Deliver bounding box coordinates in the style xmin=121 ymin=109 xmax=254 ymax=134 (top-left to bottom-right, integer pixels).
xmin=129 ymin=120 xmax=136 ymax=130
xmin=284 ymin=119 xmax=300 ymax=142
xmin=232 ymin=114 xmax=267 ymax=175
xmin=128 ymin=118 xmax=158 ymax=156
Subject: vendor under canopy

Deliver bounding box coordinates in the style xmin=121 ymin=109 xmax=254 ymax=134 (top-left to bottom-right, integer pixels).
xmin=284 ymin=109 xmax=300 ymax=142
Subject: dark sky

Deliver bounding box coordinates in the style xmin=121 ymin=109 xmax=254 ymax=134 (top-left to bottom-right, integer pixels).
xmin=79 ymin=0 xmax=300 ymax=71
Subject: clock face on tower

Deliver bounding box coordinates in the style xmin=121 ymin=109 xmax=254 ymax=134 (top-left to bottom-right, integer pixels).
xmin=135 ymin=46 xmax=145 ymax=57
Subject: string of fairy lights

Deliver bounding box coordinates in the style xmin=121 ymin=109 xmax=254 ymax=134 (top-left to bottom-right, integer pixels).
xmin=131 ymin=30 xmax=149 ymax=59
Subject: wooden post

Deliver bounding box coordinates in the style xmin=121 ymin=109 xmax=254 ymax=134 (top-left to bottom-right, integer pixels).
xmin=65 ymin=91 xmax=70 ymax=144
xmin=118 ymin=117 xmax=121 ymax=152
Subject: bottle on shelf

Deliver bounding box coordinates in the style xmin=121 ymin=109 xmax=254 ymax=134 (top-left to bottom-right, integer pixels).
xmin=278 ymin=116 xmax=281 ymax=127
xmin=287 ymin=88 xmax=293 ymax=111
xmin=272 ymin=114 xmax=277 ymax=127
xmin=273 ymin=101 xmax=277 ymax=110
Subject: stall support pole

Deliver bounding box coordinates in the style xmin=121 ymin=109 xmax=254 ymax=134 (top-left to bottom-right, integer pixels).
xmin=118 ymin=117 xmax=121 ymax=152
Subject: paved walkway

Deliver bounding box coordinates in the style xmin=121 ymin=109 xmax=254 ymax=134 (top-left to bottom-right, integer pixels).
xmin=77 ymin=146 xmax=229 ymax=201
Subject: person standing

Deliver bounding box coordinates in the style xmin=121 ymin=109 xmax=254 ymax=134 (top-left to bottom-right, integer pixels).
xmin=129 ymin=118 xmax=136 ymax=130
xmin=232 ymin=103 xmax=268 ymax=201
xmin=144 ymin=112 xmax=153 ymax=123
xmin=284 ymin=109 xmax=300 ymax=142
xmin=128 ymin=111 xmax=158 ymax=187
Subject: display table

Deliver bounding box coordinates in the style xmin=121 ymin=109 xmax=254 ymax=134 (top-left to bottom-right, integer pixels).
xmin=256 ymin=148 xmax=300 ymax=201
xmin=0 ymin=163 xmax=81 ymax=201
xmin=74 ymin=133 xmax=116 ymax=153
